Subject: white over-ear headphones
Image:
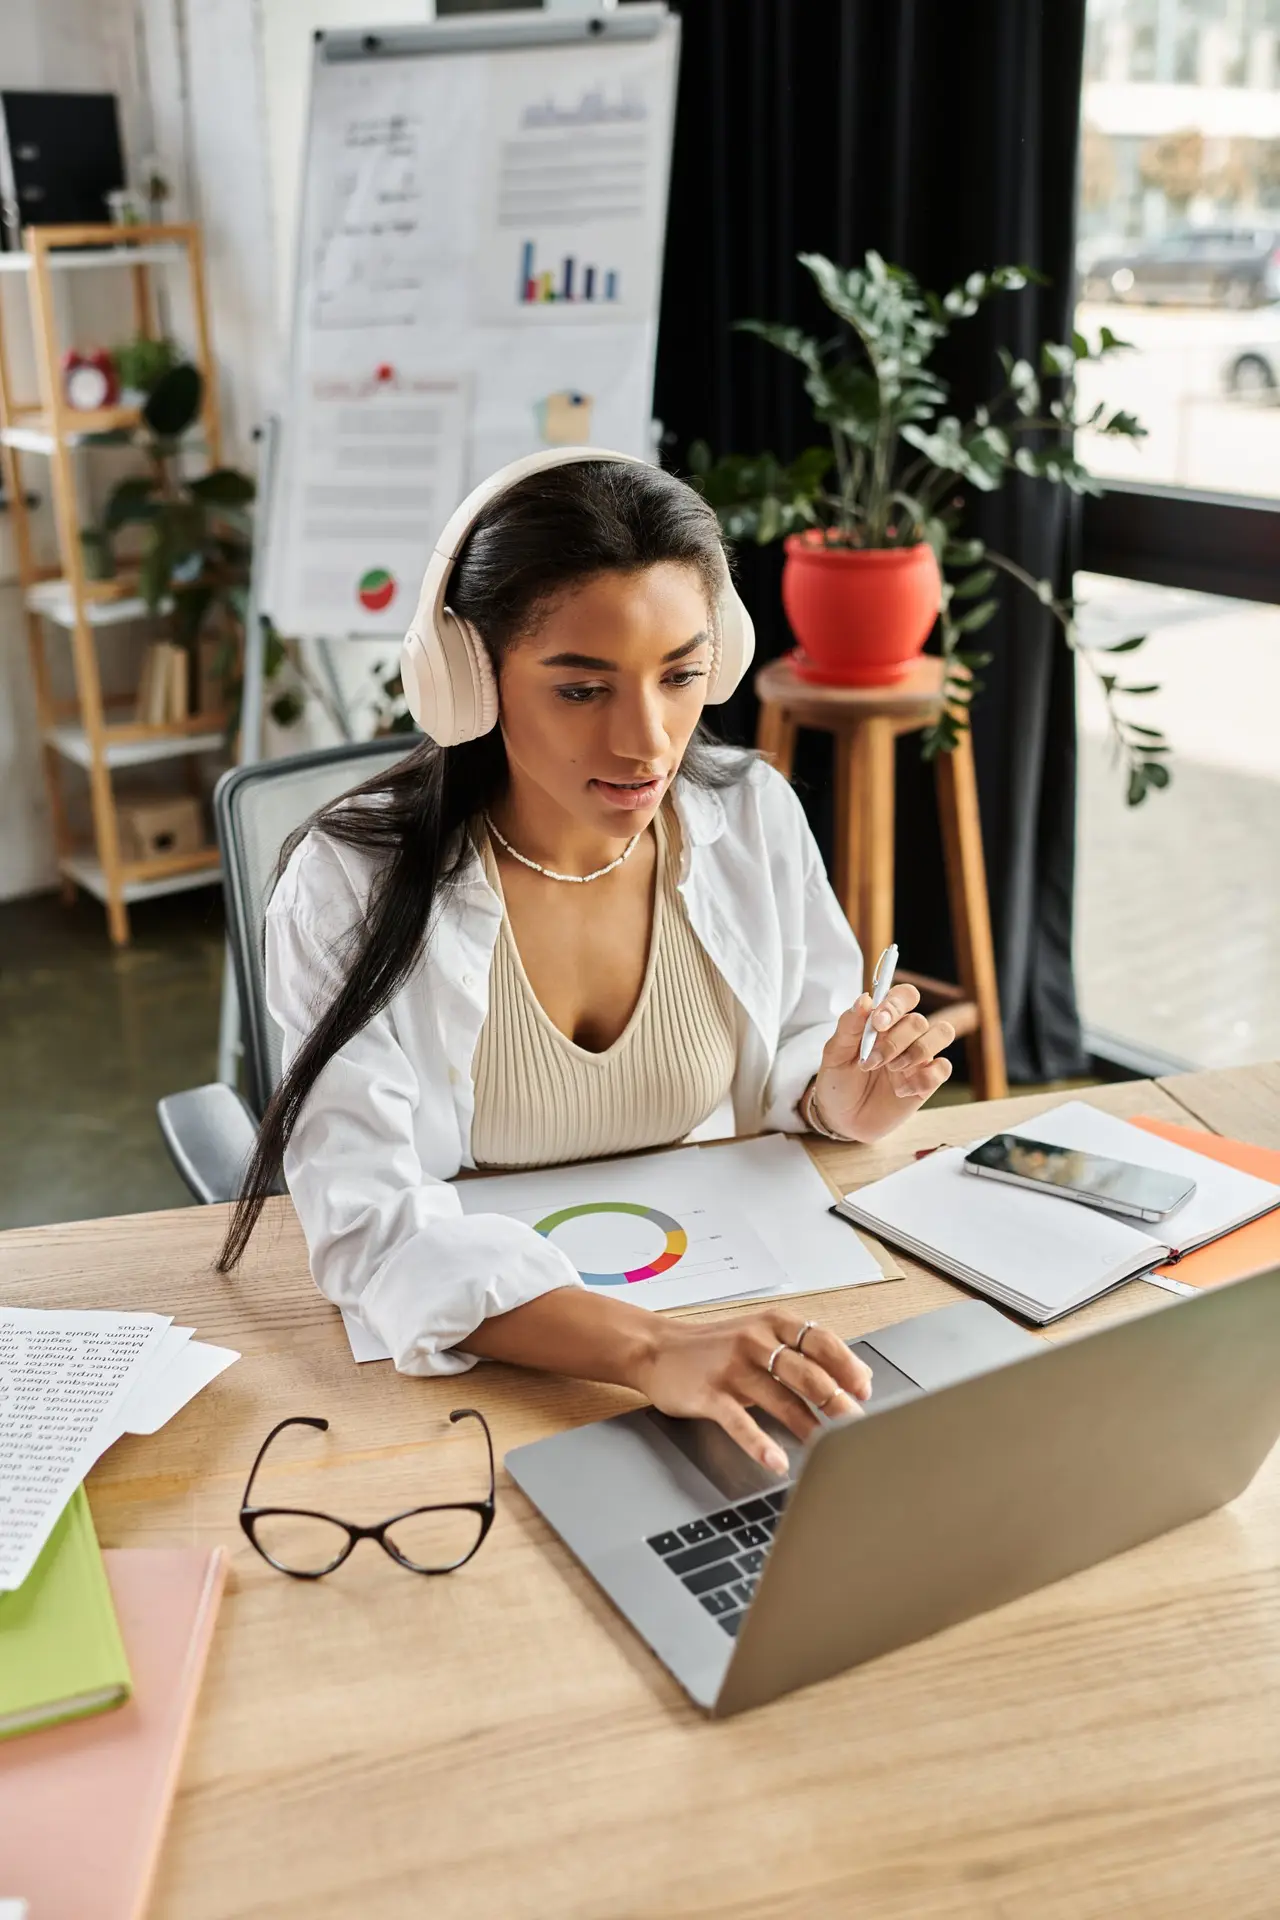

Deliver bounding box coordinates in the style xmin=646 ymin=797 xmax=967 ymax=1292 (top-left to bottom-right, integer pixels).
xmin=400 ymin=446 xmax=755 ymax=746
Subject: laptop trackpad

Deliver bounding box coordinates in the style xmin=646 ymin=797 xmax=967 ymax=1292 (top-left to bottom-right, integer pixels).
xmin=645 ymin=1341 xmax=923 ymax=1505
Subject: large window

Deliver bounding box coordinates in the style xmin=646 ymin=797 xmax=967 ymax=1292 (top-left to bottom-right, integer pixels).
xmin=1073 ymin=0 xmax=1280 ymax=1074
xmin=1077 ymin=0 xmax=1280 ymax=501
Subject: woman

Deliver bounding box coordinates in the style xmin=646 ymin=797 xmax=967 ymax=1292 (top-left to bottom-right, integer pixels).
xmin=221 ymin=454 xmax=956 ymax=1476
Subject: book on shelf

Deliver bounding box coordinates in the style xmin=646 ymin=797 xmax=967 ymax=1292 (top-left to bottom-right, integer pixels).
xmin=168 ymin=643 xmax=189 ymax=722
xmin=134 ymin=642 xmax=192 ymax=727
xmin=135 ymin=644 xmax=164 ymax=728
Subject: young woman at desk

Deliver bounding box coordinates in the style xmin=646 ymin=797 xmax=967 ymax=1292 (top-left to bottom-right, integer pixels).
xmin=220 ymin=452 xmax=956 ymax=1475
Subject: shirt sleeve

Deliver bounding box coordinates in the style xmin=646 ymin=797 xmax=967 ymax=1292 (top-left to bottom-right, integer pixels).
xmin=756 ymin=769 xmax=865 ymax=1133
xmin=265 ymin=870 xmax=582 ymax=1376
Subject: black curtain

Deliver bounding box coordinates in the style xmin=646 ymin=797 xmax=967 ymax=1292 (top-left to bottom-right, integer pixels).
xmin=652 ymin=0 xmax=1090 ymax=1083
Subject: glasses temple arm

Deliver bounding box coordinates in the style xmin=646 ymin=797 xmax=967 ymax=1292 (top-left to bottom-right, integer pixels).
xmin=241 ymin=1415 xmax=329 ymax=1510
xmin=449 ymin=1407 xmax=496 ymax=1505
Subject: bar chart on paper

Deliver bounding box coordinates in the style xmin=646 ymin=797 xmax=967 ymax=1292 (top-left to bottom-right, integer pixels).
xmin=518 ymin=240 xmax=619 ymax=306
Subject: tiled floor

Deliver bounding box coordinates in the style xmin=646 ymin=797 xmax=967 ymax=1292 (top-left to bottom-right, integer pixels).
xmin=0 ymin=888 xmax=226 ymax=1230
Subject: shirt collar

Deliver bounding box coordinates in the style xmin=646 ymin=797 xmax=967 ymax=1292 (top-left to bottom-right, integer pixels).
xmin=671 ymin=774 xmax=727 ymax=850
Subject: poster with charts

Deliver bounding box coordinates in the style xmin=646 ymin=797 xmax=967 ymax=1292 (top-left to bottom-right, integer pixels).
xmin=265 ymin=19 xmax=679 ymax=638
xmin=473 ymin=42 xmax=672 ymax=326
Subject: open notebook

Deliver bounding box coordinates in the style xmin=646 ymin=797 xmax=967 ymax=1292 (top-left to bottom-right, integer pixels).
xmin=836 ymin=1102 xmax=1280 ymax=1324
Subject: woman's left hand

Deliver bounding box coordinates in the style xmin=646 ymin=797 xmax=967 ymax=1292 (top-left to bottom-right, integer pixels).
xmin=807 ymin=984 xmax=955 ymax=1144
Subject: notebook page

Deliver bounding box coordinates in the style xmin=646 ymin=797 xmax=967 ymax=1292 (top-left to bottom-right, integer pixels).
xmin=1003 ymin=1103 xmax=1280 ymax=1252
xmin=0 ymin=1310 xmax=170 ymax=1592
xmin=843 ymin=1148 xmax=1160 ymax=1317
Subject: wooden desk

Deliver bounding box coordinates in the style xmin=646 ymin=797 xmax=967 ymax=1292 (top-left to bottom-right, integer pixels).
xmin=3 ymin=1068 xmax=1278 ymax=1919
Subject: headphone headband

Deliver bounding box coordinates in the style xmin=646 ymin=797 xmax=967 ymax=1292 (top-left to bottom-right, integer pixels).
xmin=416 ymin=446 xmax=636 ymax=648
xmin=401 ymin=446 xmax=755 ymax=745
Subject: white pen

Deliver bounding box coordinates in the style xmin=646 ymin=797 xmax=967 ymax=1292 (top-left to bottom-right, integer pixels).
xmin=859 ymin=942 xmax=900 ymax=1064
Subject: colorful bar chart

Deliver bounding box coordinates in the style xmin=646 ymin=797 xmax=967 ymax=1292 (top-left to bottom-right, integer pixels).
xmin=519 ymin=240 xmax=620 ymax=306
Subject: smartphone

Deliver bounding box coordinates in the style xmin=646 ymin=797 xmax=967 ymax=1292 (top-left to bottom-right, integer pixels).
xmin=962 ymin=1133 xmax=1196 ymax=1223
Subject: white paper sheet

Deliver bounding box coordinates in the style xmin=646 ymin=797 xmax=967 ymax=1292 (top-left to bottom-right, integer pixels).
xmin=341 ymin=1136 xmax=891 ymax=1363
xmin=474 ymin=43 xmax=671 ymax=326
xmin=108 ymin=1335 xmax=241 ymax=1440
xmin=687 ymin=1134 xmax=889 ymax=1299
xmin=0 ymin=1310 xmax=171 ymax=1592
xmin=273 ymin=368 xmax=469 ymax=637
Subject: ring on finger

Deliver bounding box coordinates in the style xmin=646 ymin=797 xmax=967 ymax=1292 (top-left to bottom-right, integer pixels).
xmin=766 ymin=1341 xmax=789 ymax=1381
xmin=792 ymin=1320 xmax=817 ymax=1357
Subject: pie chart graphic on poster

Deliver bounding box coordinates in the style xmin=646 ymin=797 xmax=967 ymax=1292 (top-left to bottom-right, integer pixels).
xmin=533 ymin=1201 xmax=688 ymax=1286
xmin=358 ymin=567 xmax=396 ymax=613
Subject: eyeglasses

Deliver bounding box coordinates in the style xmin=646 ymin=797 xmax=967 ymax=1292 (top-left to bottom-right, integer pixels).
xmin=239 ymin=1407 xmax=495 ymax=1579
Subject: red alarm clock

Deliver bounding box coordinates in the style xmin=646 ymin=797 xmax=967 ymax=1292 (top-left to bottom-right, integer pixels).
xmin=62 ymin=348 xmax=119 ymax=412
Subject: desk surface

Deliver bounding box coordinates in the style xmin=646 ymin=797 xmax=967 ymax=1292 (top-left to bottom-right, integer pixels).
xmin=3 ymin=1066 xmax=1279 ymax=1920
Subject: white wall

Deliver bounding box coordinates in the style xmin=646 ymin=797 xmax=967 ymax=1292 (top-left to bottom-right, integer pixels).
xmin=0 ymin=0 xmax=149 ymax=900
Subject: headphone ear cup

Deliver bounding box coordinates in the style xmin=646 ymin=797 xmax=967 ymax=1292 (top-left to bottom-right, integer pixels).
xmin=462 ymin=616 xmax=500 ymax=739
xmin=399 ymin=610 xmax=498 ymax=746
xmin=705 ymin=582 xmax=756 ymax=704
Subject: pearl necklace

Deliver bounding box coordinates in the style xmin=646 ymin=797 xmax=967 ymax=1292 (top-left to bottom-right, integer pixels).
xmin=484 ymin=814 xmax=644 ymax=884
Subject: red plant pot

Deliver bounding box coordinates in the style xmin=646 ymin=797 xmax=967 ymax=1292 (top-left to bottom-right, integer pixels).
xmin=781 ymin=534 xmax=942 ymax=686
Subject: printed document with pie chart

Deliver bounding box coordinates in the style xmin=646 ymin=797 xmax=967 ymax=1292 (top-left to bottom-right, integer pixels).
xmin=499 ymin=1196 xmax=780 ymax=1311
xmin=339 ymin=1137 xmax=893 ymax=1363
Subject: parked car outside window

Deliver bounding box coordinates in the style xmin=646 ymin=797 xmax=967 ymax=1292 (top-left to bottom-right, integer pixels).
xmin=1082 ymin=229 xmax=1280 ymax=310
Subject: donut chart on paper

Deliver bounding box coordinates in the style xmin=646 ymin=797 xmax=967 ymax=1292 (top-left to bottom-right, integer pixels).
xmin=533 ymin=1201 xmax=688 ymax=1286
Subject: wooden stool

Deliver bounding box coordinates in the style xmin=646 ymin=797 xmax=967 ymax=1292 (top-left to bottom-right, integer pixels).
xmin=754 ymin=654 xmax=1008 ymax=1100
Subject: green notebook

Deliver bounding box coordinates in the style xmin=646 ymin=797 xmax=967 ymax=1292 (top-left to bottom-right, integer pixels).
xmin=0 ymin=1485 xmax=132 ymax=1740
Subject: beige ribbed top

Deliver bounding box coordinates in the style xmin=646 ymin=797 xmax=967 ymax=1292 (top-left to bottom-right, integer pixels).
xmin=470 ymin=805 xmax=737 ymax=1170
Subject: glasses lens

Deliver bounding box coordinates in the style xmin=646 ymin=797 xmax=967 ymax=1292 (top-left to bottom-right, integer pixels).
xmin=251 ymin=1510 xmax=351 ymax=1575
xmin=382 ymin=1506 xmax=485 ymax=1572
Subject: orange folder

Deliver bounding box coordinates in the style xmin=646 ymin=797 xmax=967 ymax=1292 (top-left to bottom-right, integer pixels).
xmin=0 ymin=1545 xmax=226 ymax=1920
xmin=1132 ymin=1115 xmax=1280 ymax=1288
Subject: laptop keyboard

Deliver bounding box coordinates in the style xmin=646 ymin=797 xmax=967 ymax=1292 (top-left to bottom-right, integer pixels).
xmin=646 ymin=1488 xmax=790 ymax=1637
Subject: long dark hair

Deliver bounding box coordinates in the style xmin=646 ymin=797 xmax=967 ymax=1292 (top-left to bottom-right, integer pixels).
xmin=218 ymin=459 xmax=747 ymax=1270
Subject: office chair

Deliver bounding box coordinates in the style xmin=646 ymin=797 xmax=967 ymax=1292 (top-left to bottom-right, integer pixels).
xmin=158 ymin=737 xmax=413 ymax=1204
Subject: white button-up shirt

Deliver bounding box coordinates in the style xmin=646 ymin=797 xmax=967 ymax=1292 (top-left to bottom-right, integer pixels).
xmin=266 ymin=757 xmax=863 ymax=1374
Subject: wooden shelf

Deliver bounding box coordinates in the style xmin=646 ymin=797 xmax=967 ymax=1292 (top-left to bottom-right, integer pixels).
xmin=0 ymin=219 xmax=226 ymax=943
xmin=26 ymin=578 xmax=173 ymax=628
xmin=0 ymin=230 xmax=193 ymax=274
xmin=60 ymin=848 xmax=222 ymax=907
xmin=46 ymin=720 xmax=229 ymax=770
xmin=2 ymin=405 xmax=141 ymax=453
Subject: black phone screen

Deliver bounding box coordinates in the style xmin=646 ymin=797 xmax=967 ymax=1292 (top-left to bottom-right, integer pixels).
xmin=964 ymin=1134 xmax=1194 ymax=1216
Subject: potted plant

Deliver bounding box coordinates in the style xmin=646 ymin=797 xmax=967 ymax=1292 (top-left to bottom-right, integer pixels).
xmin=110 ymin=333 xmax=181 ymax=407
xmin=691 ymin=251 xmax=1170 ymax=803
xmin=91 ymin=363 xmax=330 ymax=743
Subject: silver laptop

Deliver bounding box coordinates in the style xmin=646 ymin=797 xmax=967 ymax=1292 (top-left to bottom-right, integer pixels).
xmin=507 ymin=1270 xmax=1280 ymax=1717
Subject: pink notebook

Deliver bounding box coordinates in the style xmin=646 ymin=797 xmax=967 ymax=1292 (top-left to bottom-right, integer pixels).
xmin=0 ymin=1547 xmax=226 ymax=1920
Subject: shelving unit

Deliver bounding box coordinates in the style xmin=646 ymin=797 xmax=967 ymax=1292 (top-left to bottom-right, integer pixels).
xmin=0 ymin=223 xmax=227 ymax=944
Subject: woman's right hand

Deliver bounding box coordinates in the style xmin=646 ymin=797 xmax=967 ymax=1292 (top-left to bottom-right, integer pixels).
xmin=633 ymin=1309 xmax=873 ymax=1475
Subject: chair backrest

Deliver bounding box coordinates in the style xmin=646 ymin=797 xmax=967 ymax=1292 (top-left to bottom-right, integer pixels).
xmin=214 ymin=739 xmax=412 ymax=1115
